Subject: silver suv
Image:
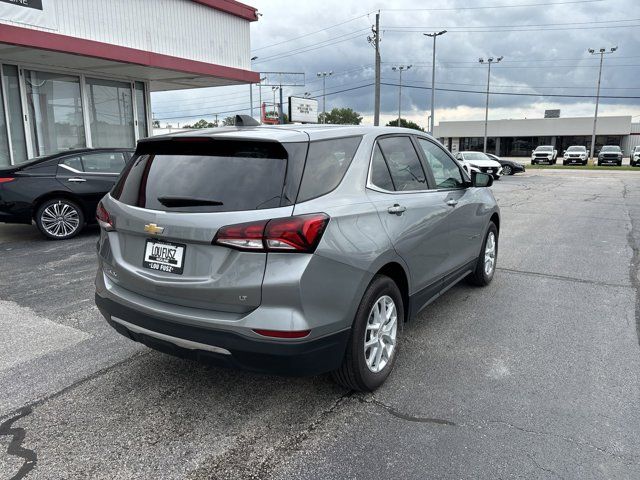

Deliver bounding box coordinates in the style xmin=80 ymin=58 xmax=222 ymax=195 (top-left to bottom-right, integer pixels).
xmin=95 ymin=125 xmax=500 ymax=391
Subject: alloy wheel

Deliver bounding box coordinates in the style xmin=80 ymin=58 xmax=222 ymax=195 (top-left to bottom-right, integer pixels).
xmin=503 ymin=165 xmax=512 ymax=175
xmin=484 ymin=232 xmax=496 ymax=276
xmin=364 ymin=295 xmax=398 ymax=373
xmin=40 ymin=201 xmax=81 ymax=238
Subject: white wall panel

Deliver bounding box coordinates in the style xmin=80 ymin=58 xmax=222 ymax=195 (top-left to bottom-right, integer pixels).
xmin=0 ymin=0 xmax=251 ymax=70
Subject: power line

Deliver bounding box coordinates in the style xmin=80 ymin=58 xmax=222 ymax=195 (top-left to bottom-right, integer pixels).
xmin=384 ymin=23 xmax=640 ymax=33
xmin=252 ymin=29 xmax=369 ymax=64
xmin=383 ymin=18 xmax=640 ymax=31
xmin=382 ymin=82 xmax=640 ymax=99
xmin=251 ymin=13 xmax=373 ymax=52
xmin=381 ymin=0 xmax=604 ymax=11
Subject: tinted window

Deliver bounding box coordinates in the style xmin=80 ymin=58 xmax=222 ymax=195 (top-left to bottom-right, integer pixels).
xmin=377 ymin=137 xmax=427 ymax=191
xmin=113 ymin=141 xmax=292 ymax=213
xmin=297 ymin=136 xmax=362 ymax=202
xmin=61 ymin=156 xmax=83 ymax=172
xmin=82 ymin=152 xmax=125 ymax=173
xmin=370 ymin=144 xmax=395 ymax=191
xmin=417 ymin=139 xmax=464 ymax=189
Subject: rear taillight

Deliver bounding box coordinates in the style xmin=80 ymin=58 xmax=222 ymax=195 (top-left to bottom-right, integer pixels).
xmin=96 ymin=201 xmax=114 ymax=231
xmin=0 ymin=177 xmax=14 ymax=184
xmin=213 ymin=213 xmax=329 ymax=253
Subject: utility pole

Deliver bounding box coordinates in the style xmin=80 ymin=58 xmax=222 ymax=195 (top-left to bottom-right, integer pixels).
xmin=392 ymin=65 xmax=412 ymax=126
xmin=317 ymin=71 xmax=333 ymax=123
xmin=588 ymin=46 xmax=617 ymax=162
xmin=368 ymin=11 xmax=381 ymax=126
xmin=424 ymin=30 xmax=446 ymax=134
xmin=279 ymin=84 xmax=284 ymax=124
xmin=250 ymin=56 xmax=258 ymax=118
xmin=478 ymin=56 xmax=503 ymax=153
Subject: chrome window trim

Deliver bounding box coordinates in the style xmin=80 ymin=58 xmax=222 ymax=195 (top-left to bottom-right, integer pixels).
xmin=59 ymin=163 xmax=82 ymax=174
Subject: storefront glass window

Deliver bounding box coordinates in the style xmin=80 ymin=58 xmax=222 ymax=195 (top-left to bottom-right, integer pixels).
xmin=0 ymin=76 xmax=10 ymax=167
xmin=86 ymin=78 xmax=135 ymax=148
xmin=2 ymin=65 xmax=27 ymax=163
xmin=25 ymin=70 xmax=86 ymax=157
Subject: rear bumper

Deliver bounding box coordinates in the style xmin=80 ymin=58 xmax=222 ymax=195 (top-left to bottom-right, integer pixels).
xmin=95 ymin=293 xmax=351 ymax=376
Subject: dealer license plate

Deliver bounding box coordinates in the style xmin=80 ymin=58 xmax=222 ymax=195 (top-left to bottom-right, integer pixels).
xmin=143 ymin=239 xmax=185 ymax=275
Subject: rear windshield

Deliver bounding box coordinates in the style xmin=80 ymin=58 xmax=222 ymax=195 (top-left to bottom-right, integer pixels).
xmin=112 ymin=140 xmax=305 ymax=213
xmin=464 ymin=152 xmax=489 ymax=161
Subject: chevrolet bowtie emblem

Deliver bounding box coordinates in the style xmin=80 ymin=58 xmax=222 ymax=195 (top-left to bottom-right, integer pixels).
xmin=144 ymin=223 xmax=164 ymax=235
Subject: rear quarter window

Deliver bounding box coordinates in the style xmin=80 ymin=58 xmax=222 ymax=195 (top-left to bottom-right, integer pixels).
xmin=296 ymin=136 xmax=362 ymax=203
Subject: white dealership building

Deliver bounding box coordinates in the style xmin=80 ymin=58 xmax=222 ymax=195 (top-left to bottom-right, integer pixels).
xmin=434 ymin=115 xmax=640 ymax=157
xmin=0 ymin=0 xmax=258 ymax=166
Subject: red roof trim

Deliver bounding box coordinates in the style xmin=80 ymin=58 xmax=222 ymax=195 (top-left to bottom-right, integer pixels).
xmin=191 ymin=0 xmax=258 ymax=21
xmin=0 ymin=24 xmax=259 ymax=84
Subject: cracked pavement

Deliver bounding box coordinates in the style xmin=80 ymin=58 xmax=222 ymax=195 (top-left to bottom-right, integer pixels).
xmin=1 ymin=169 xmax=639 ymax=479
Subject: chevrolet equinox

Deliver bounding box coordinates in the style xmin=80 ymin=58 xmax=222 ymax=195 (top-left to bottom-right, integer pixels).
xmin=95 ymin=124 xmax=500 ymax=391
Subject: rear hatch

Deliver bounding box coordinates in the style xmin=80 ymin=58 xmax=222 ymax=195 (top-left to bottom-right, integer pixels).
xmin=102 ymin=137 xmax=307 ymax=314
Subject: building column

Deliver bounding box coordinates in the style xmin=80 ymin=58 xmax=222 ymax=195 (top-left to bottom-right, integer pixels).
xmin=495 ymin=137 xmax=501 ymax=157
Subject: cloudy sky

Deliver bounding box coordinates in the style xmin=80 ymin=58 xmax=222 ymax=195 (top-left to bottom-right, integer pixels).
xmin=151 ymin=0 xmax=640 ymax=128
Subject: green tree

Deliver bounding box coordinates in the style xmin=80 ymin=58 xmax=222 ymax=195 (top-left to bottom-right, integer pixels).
xmin=222 ymin=116 xmax=236 ymax=126
xmin=152 ymin=120 xmax=160 ymax=128
xmin=184 ymin=119 xmax=216 ymax=128
xmin=386 ymin=118 xmax=425 ymax=132
xmin=318 ymin=107 xmax=363 ymax=125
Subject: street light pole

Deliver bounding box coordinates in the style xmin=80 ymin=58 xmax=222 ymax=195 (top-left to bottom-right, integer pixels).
xmin=478 ymin=56 xmax=503 ymax=153
xmin=272 ymin=86 xmax=279 ymax=123
xmin=392 ymin=65 xmax=412 ymax=126
xmin=588 ymin=46 xmax=617 ymax=162
xmin=258 ymin=76 xmax=266 ymax=124
xmin=317 ymin=71 xmax=333 ymax=123
xmin=424 ymin=30 xmax=446 ymax=134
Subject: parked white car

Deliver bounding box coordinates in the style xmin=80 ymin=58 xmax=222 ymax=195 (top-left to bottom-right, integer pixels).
xmin=531 ymin=145 xmax=558 ymax=165
xmin=562 ymin=146 xmax=588 ymax=166
xmin=631 ymin=146 xmax=640 ymax=167
xmin=455 ymin=151 xmax=503 ymax=179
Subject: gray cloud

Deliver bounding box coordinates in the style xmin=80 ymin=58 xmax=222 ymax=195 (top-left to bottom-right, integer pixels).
xmin=152 ymin=0 xmax=640 ymax=127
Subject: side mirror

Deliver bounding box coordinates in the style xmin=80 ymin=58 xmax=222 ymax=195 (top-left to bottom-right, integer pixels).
xmin=472 ymin=171 xmax=493 ymax=187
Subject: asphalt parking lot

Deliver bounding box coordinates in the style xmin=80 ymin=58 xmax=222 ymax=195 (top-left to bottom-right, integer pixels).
xmin=1 ymin=169 xmax=639 ymax=479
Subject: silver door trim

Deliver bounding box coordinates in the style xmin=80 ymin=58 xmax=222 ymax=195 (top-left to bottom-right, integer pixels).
xmin=110 ymin=316 xmax=232 ymax=355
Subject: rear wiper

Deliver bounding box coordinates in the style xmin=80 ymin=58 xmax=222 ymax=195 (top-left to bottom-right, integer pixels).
xmin=157 ymin=196 xmax=224 ymax=207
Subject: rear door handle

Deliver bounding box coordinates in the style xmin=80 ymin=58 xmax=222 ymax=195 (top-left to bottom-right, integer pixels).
xmin=446 ymin=199 xmax=458 ymax=207
xmin=387 ymin=204 xmax=406 ymax=215
xmin=67 ymin=178 xmax=86 ymax=183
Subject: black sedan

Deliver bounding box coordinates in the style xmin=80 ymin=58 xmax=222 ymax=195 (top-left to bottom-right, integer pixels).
xmin=0 ymin=148 xmax=133 ymax=240
xmin=486 ymin=154 xmax=526 ymax=175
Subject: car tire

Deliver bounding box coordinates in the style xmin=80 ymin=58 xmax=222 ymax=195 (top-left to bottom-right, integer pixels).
xmin=467 ymin=222 xmax=498 ymax=287
xmin=618 ymin=161 xmax=622 ymax=166
xmin=502 ymin=165 xmax=512 ymax=175
xmin=563 ymin=161 xmax=568 ymax=166
xmin=35 ymin=198 xmax=85 ymax=240
xmin=332 ymin=274 xmax=403 ymax=392
xmin=583 ymin=161 xmax=588 ymax=166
